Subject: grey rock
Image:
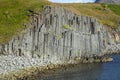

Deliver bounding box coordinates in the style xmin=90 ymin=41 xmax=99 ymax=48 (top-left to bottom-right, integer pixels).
xmin=0 ymin=6 xmax=120 ymax=73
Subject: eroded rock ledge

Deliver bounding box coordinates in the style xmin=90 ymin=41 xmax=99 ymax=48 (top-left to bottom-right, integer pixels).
xmin=0 ymin=6 xmax=120 ymax=74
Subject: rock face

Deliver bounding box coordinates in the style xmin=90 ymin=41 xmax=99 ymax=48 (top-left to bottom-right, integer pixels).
xmin=0 ymin=6 xmax=120 ymax=73
xmin=95 ymin=0 xmax=120 ymax=4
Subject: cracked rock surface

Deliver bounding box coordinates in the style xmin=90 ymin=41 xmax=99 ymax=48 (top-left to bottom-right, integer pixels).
xmin=0 ymin=6 xmax=120 ymax=74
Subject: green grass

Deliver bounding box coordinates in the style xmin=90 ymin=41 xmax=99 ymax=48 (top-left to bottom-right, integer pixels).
xmin=60 ymin=3 xmax=120 ymax=28
xmin=62 ymin=24 xmax=72 ymax=30
xmin=108 ymin=4 xmax=120 ymax=16
xmin=0 ymin=0 xmax=49 ymax=44
xmin=0 ymin=0 xmax=120 ymax=44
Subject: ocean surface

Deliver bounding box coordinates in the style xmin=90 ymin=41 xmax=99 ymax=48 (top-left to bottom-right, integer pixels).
xmin=39 ymin=54 xmax=120 ymax=80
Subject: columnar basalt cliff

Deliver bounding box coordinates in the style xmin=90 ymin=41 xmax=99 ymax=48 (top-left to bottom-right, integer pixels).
xmin=0 ymin=6 xmax=120 ymax=73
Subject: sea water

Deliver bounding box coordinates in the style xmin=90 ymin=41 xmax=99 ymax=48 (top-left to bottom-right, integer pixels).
xmin=39 ymin=54 xmax=120 ymax=80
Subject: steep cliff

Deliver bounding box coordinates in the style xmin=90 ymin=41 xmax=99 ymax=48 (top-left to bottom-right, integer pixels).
xmin=0 ymin=6 xmax=119 ymax=59
xmin=95 ymin=0 xmax=120 ymax=4
xmin=0 ymin=6 xmax=120 ymax=73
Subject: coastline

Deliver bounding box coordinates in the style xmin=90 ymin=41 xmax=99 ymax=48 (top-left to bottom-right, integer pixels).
xmin=0 ymin=5 xmax=119 ymax=80
xmin=0 ymin=55 xmax=113 ymax=80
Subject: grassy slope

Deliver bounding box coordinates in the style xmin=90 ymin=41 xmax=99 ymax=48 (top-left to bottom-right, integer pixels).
xmin=61 ymin=3 xmax=120 ymax=27
xmin=0 ymin=0 xmax=49 ymax=44
xmin=108 ymin=4 xmax=120 ymax=16
xmin=0 ymin=0 xmax=120 ymax=44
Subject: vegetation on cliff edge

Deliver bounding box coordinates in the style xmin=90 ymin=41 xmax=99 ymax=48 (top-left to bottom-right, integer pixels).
xmin=0 ymin=0 xmax=49 ymax=44
xmin=0 ymin=0 xmax=120 ymax=44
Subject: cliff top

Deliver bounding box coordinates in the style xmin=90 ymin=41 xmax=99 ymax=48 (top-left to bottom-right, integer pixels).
xmin=0 ymin=0 xmax=120 ymax=44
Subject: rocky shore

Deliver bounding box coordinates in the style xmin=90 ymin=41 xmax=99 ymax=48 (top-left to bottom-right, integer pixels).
xmin=0 ymin=56 xmax=113 ymax=74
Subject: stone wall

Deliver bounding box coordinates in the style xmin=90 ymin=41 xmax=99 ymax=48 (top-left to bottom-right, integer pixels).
xmin=0 ymin=6 xmax=119 ymax=64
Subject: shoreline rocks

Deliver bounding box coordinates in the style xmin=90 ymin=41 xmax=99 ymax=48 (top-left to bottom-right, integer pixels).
xmin=0 ymin=55 xmax=114 ymax=80
xmin=0 ymin=54 xmax=114 ymax=75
